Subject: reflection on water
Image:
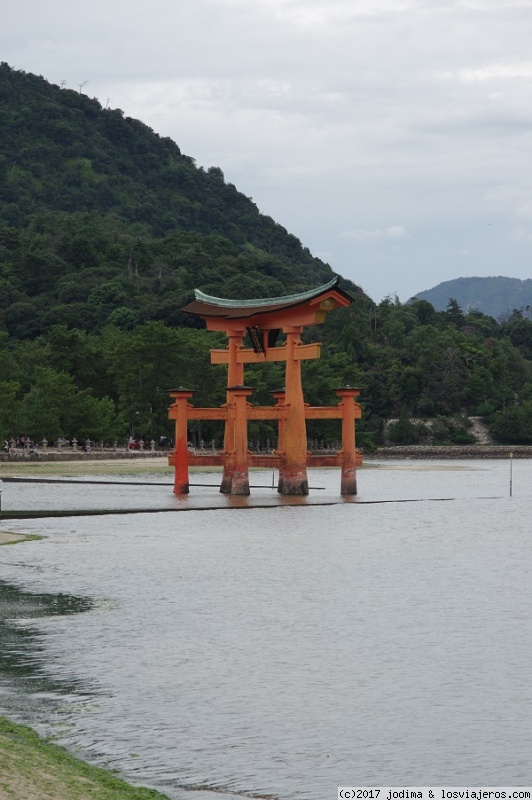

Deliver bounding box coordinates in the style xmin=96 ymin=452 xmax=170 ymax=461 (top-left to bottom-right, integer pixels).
xmin=0 ymin=580 xmax=94 ymax=723
xmin=0 ymin=461 xmax=532 ymax=799
xmin=0 ymin=458 xmax=515 ymax=513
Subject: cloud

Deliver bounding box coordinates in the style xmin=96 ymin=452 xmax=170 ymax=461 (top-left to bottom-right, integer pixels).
xmin=483 ymin=186 xmax=532 ymax=225
xmin=341 ymin=226 xmax=409 ymax=241
xmin=457 ymin=62 xmax=532 ymax=82
xmin=509 ymin=228 xmax=532 ymax=242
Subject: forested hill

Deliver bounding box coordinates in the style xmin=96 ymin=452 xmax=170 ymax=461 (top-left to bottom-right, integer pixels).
xmin=3 ymin=62 xmax=532 ymax=450
xmin=0 ymin=62 xmax=357 ymax=338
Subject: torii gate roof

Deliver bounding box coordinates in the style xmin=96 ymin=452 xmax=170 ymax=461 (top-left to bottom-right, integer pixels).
xmin=181 ymin=276 xmax=352 ymax=324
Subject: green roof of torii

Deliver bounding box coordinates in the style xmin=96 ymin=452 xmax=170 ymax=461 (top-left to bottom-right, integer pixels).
xmin=194 ymin=276 xmax=339 ymax=308
xmin=182 ymin=276 xmax=351 ymax=319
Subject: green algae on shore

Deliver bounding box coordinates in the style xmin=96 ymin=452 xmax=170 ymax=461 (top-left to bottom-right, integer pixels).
xmin=0 ymin=532 xmax=44 ymax=545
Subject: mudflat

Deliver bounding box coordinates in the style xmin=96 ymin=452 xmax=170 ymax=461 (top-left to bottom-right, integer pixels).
xmin=0 ymin=456 xmax=172 ymax=477
xmin=0 ymin=532 xmax=30 ymax=545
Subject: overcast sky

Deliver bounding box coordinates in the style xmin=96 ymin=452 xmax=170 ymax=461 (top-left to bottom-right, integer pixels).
xmin=4 ymin=0 xmax=532 ymax=302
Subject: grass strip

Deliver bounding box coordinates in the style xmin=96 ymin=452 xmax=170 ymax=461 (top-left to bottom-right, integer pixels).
xmin=0 ymin=716 xmax=172 ymax=800
xmin=0 ymin=533 xmax=44 ymax=546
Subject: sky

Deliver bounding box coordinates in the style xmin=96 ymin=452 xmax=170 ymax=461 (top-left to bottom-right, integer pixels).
xmin=3 ymin=0 xmax=532 ymax=303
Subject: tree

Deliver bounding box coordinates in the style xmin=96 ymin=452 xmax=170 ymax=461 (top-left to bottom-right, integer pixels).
xmin=0 ymin=381 xmax=21 ymax=440
xmin=100 ymin=322 xmax=226 ymax=437
xmin=387 ymin=406 xmax=429 ymax=445
xmin=18 ymin=366 xmax=119 ymax=442
xmin=488 ymin=403 xmax=532 ymax=444
xmin=445 ymin=298 xmax=464 ymax=327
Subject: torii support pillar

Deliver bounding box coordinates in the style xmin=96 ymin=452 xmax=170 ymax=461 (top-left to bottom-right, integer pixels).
xmin=282 ymin=327 xmax=309 ymax=495
xmin=220 ymin=329 xmax=245 ymax=494
xmin=225 ymin=385 xmax=254 ymax=496
xmin=169 ymin=388 xmax=194 ymax=494
xmin=336 ymin=386 xmax=361 ymax=495
xmin=271 ymin=389 xmax=287 ymax=493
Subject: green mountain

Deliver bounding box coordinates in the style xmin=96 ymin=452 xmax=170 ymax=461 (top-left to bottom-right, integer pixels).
xmin=0 ymin=62 xmax=361 ymax=339
xmin=411 ymin=276 xmax=532 ymax=319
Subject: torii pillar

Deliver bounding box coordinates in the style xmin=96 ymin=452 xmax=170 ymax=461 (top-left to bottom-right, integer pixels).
xmin=219 ymin=329 xmax=245 ymax=493
xmin=168 ymin=388 xmax=194 ymax=494
xmin=282 ymin=326 xmax=309 ymax=494
xmin=226 ymin=384 xmax=254 ymax=495
xmin=271 ymin=389 xmax=287 ymax=492
xmin=336 ymin=386 xmax=361 ymax=495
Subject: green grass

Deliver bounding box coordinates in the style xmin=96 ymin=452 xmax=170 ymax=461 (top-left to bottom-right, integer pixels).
xmin=0 ymin=716 xmax=173 ymax=800
xmin=0 ymin=533 xmax=44 ymax=546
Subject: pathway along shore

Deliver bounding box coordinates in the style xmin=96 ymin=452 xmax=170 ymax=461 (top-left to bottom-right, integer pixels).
xmin=1 ymin=444 xmax=531 ymax=465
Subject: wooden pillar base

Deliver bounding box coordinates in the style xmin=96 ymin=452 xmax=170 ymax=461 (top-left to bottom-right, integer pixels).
xmin=231 ymin=470 xmax=250 ymax=496
xmin=219 ymin=462 xmax=234 ymax=494
xmin=341 ymin=466 xmax=357 ymax=496
xmin=173 ymin=478 xmax=190 ymax=495
xmin=277 ymin=454 xmax=285 ymax=494
xmin=280 ymin=466 xmax=309 ymax=496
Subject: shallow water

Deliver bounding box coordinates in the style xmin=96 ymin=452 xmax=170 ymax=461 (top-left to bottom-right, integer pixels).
xmin=0 ymin=460 xmax=531 ymax=799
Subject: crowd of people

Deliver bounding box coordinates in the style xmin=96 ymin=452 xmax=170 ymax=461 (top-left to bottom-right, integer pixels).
xmin=4 ymin=436 xmax=40 ymax=453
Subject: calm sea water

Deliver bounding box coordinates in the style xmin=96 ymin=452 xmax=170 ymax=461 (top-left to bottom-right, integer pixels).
xmin=1 ymin=460 xmax=531 ymax=799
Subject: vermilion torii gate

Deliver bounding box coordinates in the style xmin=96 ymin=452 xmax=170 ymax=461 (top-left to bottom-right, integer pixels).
xmin=168 ymin=277 xmax=362 ymax=496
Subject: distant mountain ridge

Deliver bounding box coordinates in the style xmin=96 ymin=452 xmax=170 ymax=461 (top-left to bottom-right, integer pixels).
xmin=410 ymin=276 xmax=532 ymax=319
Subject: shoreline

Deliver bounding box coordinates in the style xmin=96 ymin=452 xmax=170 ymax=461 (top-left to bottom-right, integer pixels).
xmin=0 ymin=715 xmax=173 ymax=800
xmin=0 ymin=449 xmax=521 ymax=521
xmin=365 ymin=444 xmax=528 ymax=459
xmin=1 ymin=444 xmax=529 ymax=467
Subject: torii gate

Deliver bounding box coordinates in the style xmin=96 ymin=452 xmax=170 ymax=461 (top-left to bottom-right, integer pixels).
xmin=168 ymin=277 xmax=362 ymax=496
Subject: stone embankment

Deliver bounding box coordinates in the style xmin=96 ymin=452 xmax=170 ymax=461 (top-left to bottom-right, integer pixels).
xmin=0 ymin=450 xmax=165 ymax=463
xmin=2 ymin=445 xmax=531 ymax=462
xmin=369 ymin=445 xmax=532 ymax=459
